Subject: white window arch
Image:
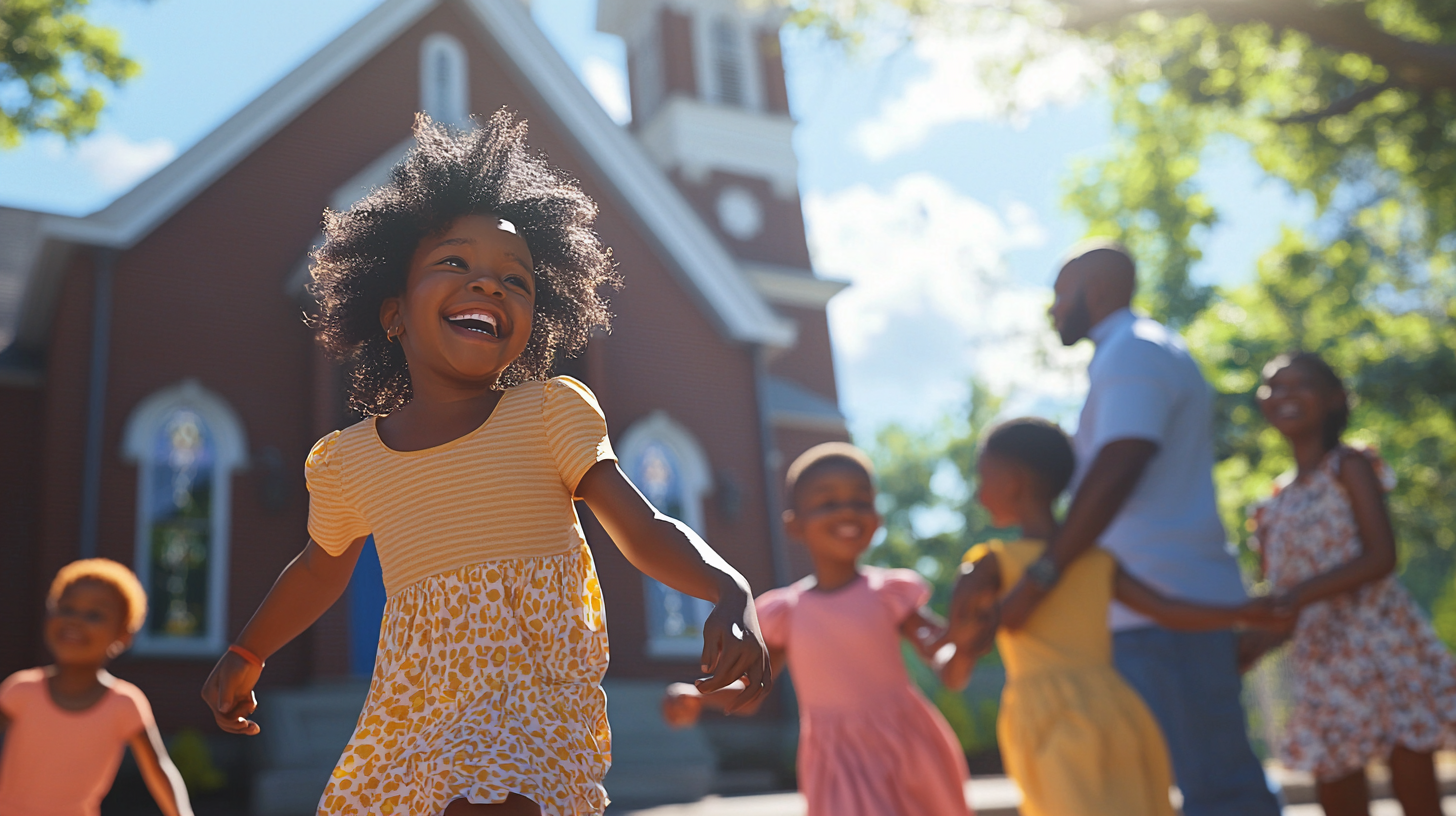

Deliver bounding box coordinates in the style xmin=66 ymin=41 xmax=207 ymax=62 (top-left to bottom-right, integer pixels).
xmin=420 ymin=32 xmax=470 ymax=126
xmin=122 ymin=380 xmax=247 ymax=656
xmin=619 ymin=411 xmax=715 ymax=659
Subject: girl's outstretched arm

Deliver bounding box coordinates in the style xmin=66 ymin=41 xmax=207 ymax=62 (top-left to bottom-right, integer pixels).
xmin=576 ymin=461 xmax=771 ymax=711
xmin=1114 ymin=566 xmax=1289 ymax=630
xmin=1278 ymin=451 xmax=1397 ymax=609
xmin=200 ymin=537 xmax=366 ymax=734
xmin=901 ymin=606 xmax=947 ymax=664
xmin=128 ymin=722 xmax=194 ymax=816
xmin=939 ymin=553 xmax=1003 ymax=691
xmin=663 ymin=646 xmax=788 ymax=726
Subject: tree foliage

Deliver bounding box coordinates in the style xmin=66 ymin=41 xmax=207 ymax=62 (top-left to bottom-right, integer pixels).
xmin=792 ymin=0 xmax=1456 ymax=640
xmin=0 ymin=0 xmax=138 ymax=148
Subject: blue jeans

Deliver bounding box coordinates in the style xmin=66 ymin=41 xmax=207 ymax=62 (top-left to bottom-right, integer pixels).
xmin=1113 ymin=627 xmax=1280 ymax=816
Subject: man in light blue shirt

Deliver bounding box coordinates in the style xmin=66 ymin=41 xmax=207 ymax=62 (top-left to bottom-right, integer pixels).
xmin=999 ymin=242 xmax=1278 ymax=816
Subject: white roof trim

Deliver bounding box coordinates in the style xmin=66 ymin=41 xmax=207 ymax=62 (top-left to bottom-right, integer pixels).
xmin=744 ymin=263 xmax=848 ymax=309
xmin=465 ymin=0 xmax=795 ymax=348
xmin=38 ymin=0 xmax=441 ymax=249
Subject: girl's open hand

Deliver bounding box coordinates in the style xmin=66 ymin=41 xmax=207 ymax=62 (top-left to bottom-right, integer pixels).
xmin=695 ymin=584 xmax=772 ymax=713
xmin=662 ymin=682 xmax=705 ymax=728
xmin=200 ymin=651 xmax=263 ymax=735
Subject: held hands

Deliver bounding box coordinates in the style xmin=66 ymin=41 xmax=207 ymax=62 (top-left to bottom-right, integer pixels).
xmin=695 ymin=583 xmax=772 ymax=713
xmin=662 ymin=682 xmax=705 ymax=728
xmin=1236 ymin=594 xmax=1300 ymax=632
xmin=200 ymin=650 xmax=263 ymax=735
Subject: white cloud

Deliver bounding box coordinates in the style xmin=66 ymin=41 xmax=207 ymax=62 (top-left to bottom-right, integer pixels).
xmin=582 ymin=56 xmax=631 ymax=125
xmin=854 ymin=18 xmax=1105 ymax=160
xmin=805 ymin=174 xmax=1089 ymax=435
xmin=75 ymin=132 xmax=177 ymax=191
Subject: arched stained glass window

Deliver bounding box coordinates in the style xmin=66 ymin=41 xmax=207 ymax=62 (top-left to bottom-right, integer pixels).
xmin=619 ymin=413 xmax=715 ymax=659
xmin=123 ymin=380 xmax=247 ymax=656
xmin=145 ymin=409 xmax=215 ymax=639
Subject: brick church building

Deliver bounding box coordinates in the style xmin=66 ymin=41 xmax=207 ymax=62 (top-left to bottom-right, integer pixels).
xmin=0 ymin=0 xmax=845 ymax=805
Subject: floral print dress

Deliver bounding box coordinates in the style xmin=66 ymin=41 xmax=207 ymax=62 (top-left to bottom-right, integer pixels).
xmin=1252 ymin=446 xmax=1456 ymax=780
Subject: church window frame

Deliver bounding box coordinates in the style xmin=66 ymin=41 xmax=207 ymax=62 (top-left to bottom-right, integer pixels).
xmin=420 ymin=32 xmax=470 ymax=127
xmin=121 ymin=380 xmax=248 ymax=657
xmin=618 ymin=411 xmax=716 ymax=659
xmin=694 ymin=12 xmax=762 ymax=111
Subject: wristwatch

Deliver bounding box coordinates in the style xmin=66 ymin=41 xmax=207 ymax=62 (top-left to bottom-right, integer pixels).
xmin=1025 ymin=556 xmax=1061 ymax=590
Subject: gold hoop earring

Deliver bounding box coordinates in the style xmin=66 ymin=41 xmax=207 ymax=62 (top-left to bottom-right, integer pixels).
xmin=386 ymin=326 xmax=401 ymax=343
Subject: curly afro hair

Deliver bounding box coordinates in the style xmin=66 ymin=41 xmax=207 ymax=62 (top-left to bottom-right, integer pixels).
xmin=309 ymin=110 xmax=619 ymax=416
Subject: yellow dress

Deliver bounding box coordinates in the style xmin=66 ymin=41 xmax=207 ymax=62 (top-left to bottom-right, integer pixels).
xmin=305 ymin=377 xmax=615 ymax=816
xmin=963 ymin=540 xmax=1174 ymax=816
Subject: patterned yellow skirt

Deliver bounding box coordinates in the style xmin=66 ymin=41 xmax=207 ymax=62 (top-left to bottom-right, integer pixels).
xmin=320 ymin=545 xmax=611 ymax=816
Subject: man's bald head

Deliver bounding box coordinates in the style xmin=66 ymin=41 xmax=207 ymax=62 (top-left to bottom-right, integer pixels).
xmin=1049 ymin=240 xmax=1137 ymax=345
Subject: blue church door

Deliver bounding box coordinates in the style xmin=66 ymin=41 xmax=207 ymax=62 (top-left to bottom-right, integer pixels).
xmin=347 ymin=535 xmax=387 ymax=677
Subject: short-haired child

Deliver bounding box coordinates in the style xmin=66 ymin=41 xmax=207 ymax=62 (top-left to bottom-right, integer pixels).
xmin=942 ymin=419 xmax=1284 ymax=816
xmin=663 ymin=442 xmax=973 ymax=816
xmin=200 ymin=112 xmax=769 ymax=816
xmin=0 ymin=559 xmax=193 ymax=816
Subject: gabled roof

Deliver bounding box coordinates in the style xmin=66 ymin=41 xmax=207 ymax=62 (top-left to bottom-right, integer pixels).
xmin=9 ymin=0 xmax=794 ymax=353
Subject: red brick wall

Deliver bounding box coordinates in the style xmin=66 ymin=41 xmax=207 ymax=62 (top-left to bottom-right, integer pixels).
xmin=660 ymin=8 xmax=698 ymax=100
xmin=768 ymin=305 xmax=838 ymax=403
xmin=757 ymin=28 xmax=791 ymax=115
xmin=0 ymin=385 xmax=44 ymax=677
xmin=672 ymin=169 xmax=813 ymax=269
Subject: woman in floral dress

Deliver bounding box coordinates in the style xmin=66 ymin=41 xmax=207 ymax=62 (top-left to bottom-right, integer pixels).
xmin=1248 ymin=351 xmax=1456 ymax=816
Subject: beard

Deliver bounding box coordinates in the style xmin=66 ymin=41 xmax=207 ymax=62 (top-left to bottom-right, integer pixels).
xmin=1058 ymin=291 xmax=1092 ymax=346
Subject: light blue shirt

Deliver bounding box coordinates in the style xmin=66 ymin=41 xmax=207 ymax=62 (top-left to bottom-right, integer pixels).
xmin=1073 ymin=308 xmax=1248 ymax=630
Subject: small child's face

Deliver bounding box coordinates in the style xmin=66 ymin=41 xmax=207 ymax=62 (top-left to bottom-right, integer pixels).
xmin=1258 ymin=362 xmax=1340 ymax=440
xmin=975 ymin=454 xmax=1024 ymax=528
xmin=45 ymin=580 xmax=131 ymax=666
xmin=384 ymin=213 xmax=537 ymax=386
xmin=785 ymin=467 xmax=879 ymax=563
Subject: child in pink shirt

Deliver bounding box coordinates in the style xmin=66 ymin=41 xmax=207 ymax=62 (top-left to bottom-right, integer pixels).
xmin=663 ymin=443 xmax=971 ymax=816
xmin=0 ymin=559 xmax=192 ymax=816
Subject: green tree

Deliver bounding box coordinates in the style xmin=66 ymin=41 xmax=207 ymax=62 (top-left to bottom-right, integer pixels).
xmin=0 ymin=0 xmax=139 ymax=148
xmin=792 ymin=0 xmax=1456 ymax=641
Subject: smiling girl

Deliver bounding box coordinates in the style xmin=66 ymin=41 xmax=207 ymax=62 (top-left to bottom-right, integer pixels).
xmin=662 ymin=443 xmax=971 ymax=816
xmin=1247 ymin=352 xmax=1456 ymax=816
xmin=0 ymin=559 xmax=192 ymax=816
xmin=200 ymin=112 xmax=770 ymax=816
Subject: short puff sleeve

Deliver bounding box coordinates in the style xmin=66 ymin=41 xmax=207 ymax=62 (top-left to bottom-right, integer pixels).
xmin=873 ymin=568 xmax=931 ymax=623
xmin=754 ymin=586 xmax=797 ymax=650
xmin=305 ymin=431 xmax=372 ymax=555
xmin=542 ymin=377 xmax=616 ymax=492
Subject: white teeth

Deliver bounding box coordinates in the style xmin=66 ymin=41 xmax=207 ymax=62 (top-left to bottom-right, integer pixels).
xmin=448 ymin=312 xmax=498 ymax=327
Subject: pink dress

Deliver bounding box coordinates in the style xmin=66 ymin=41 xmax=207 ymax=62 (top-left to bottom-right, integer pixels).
xmin=1253 ymin=447 xmax=1456 ymax=779
xmin=756 ymin=567 xmax=971 ymax=816
xmin=0 ymin=668 xmax=154 ymax=816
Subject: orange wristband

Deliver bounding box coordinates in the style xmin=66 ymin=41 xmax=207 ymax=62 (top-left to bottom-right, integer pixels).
xmin=228 ymin=643 xmax=266 ymax=668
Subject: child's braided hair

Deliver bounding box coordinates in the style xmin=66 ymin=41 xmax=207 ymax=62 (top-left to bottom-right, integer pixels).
xmin=309 ymin=110 xmax=619 ymax=416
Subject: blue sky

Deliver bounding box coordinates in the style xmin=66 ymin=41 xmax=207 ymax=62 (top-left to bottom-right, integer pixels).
xmin=0 ymin=0 xmax=1312 ymax=438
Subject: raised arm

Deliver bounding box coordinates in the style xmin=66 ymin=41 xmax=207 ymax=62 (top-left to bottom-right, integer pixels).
xmin=128 ymin=722 xmax=194 ymax=816
xmin=1279 ymin=452 xmax=1397 ymax=609
xmin=576 ymin=460 xmax=771 ymax=711
xmin=200 ymin=536 xmax=366 ymax=734
xmin=999 ymin=439 xmax=1157 ymax=629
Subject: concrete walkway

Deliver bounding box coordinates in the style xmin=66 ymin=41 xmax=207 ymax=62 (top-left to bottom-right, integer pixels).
xmin=620 ymin=766 xmax=1456 ymax=816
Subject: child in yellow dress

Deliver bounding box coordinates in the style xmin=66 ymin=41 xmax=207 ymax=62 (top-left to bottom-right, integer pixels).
xmin=200 ymin=112 xmax=771 ymax=816
xmin=940 ymin=419 xmax=1283 ymax=816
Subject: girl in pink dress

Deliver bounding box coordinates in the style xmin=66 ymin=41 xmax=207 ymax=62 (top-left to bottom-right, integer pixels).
xmin=1248 ymin=352 xmax=1456 ymax=816
xmin=662 ymin=443 xmax=971 ymax=816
